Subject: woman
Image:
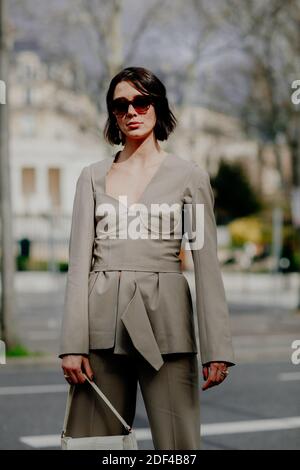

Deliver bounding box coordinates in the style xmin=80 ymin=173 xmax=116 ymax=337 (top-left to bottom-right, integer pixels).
xmin=59 ymin=66 xmax=235 ymax=450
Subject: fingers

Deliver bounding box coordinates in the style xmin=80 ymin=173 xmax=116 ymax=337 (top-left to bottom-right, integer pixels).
xmin=63 ymin=366 xmax=84 ymax=385
xmin=202 ymin=366 xmax=209 ymax=381
xmin=216 ymin=368 xmax=228 ymax=386
xmin=202 ymin=367 xmax=217 ymax=391
xmin=68 ymin=369 xmax=79 ymax=385
xmin=82 ymin=357 xmax=94 ymax=381
xmin=75 ymin=367 xmax=86 ymax=384
xmin=202 ymin=362 xmax=229 ymax=391
xmin=61 ymin=355 xmax=87 ymax=385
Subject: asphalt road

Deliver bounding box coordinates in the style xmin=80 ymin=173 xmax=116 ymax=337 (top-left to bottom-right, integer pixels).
xmin=1 ymin=271 xmax=299 ymax=450
xmin=0 ymin=360 xmax=299 ymax=450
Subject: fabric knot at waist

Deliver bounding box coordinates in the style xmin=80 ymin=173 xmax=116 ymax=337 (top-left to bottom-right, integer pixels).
xmin=115 ymin=270 xmax=164 ymax=371
xmin=90 ymin=260 xmax=184 ymax=371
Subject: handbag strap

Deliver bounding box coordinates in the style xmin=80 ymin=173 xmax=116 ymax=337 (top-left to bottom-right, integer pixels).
xmin=61 ymin=373 xmax=132 ymax=437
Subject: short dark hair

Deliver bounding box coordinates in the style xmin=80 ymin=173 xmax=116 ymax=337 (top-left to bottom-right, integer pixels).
xmin=103 ymin=66 xmax=177 ymax=145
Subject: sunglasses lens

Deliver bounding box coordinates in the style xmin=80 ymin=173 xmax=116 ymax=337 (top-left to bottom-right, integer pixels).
xmin=112 ymin=100 xmax=128 ymax=115
xmin=133 ymin=96 xmax=152 ymax=113
xmin=112 ymin=96 xmax=153 ymax=116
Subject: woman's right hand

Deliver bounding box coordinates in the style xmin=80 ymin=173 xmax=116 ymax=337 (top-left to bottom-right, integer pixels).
xmin=61 ymin=355 xmax=94 ymax=384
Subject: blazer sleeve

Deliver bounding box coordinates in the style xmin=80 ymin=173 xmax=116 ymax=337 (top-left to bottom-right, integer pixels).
xmin=183 ymin=163 xmax=236 ymax=367
xmin=58 ymin=165 xmax=95 ymax=358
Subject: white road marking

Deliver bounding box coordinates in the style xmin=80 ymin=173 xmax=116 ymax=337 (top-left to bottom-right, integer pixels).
xmin=20 ymin=416 xmax=300 ymax=448
xmin=20 ymin=429 xmax=152 ymax=448
xmin=201 ymin=416 xmax=300 ymax=436
xmin=0 ymin=384 xmax=68 ymax=395
xmin=21 ymin=435 xmax=61 ymax=448
xmin=278 ymin=372 xmax=300 ymax=381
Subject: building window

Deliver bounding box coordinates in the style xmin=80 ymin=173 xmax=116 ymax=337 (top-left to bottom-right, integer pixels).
xmin=48 ymin=168 xmax=61 ymax=208
xmin=22 ymin=167 xmax=36 ymax=197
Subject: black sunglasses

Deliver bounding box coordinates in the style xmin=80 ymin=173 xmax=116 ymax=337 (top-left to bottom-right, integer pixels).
xmin=111 ymin=95 xmax=154 ymax=117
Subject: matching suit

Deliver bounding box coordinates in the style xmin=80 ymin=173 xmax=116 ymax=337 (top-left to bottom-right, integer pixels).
xmin=59 ymin=152 xmax=235 ymax=449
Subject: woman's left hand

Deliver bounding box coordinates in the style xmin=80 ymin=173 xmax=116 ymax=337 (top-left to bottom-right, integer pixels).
xmin=202 ymin=362 xmax=229 ymax=391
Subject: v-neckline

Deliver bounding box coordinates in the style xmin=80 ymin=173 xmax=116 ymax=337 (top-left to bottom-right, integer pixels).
xmin=104 ymin=151 xmax=171 ymax=211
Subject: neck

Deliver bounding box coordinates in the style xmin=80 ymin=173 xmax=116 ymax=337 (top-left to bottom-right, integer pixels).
xmin=117 ymin=133 xmax=165 ymax=164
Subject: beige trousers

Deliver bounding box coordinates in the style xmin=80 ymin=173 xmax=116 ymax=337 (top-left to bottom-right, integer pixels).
xmin=64 ymin=348 xmax=201 ymax=450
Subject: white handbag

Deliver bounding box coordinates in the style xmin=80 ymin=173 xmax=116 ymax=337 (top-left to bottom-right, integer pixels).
xmin=61 ymin=373 xmax=138 ymax=450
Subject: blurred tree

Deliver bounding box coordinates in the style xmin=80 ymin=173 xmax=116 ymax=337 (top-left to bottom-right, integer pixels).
xmin=214 ymin=0 xmax=300 ymax=205
xmin=211 ymin=159 xmax=262 ymax=224
xmin=9 ymin=0 xmax=165 ymax=113
xmin=8 ymin=0 xmax=300 ymax=218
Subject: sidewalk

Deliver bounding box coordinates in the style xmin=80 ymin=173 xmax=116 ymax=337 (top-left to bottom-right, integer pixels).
xmin=13 ymin=270 xmax=300 ymax=309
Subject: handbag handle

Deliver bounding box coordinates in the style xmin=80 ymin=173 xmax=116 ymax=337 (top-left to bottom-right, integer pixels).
xmin=61 ymin=373 xmax=132 ymax=438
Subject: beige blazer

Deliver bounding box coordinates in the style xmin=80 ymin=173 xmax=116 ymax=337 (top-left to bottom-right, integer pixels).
xmin=58 ymin=153 xmax=236 ymax=371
